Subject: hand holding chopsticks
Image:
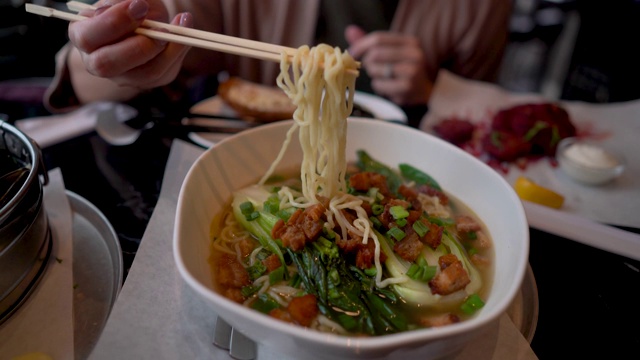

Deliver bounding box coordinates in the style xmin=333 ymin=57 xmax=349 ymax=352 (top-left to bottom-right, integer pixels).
xmin=26 ymin=1 xmax=296 ymax=63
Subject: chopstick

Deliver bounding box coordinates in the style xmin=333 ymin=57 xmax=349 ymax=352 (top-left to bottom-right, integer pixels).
xmin=25 ymin=3 xmax=285 ymax=62
xmin=25 ymin=2 xmax=360 ymax=74
xmin=65 ymin=1 xmax=297 ymax=59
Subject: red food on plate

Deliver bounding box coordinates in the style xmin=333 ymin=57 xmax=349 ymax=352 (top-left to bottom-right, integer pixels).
xmin=432 ymin=103 xmax=577 ymax=166
xmin=432 ymin=118 xmax=475 ymax=145
xmin=482 ymin=130 xmax=532 ymax=161
xmin=491 ymin=103 xmax=576 ymax=156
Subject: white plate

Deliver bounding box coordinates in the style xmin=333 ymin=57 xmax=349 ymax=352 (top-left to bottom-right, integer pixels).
xmin=68 ymin=191 xmax=123 ymax=359
xmin=188 ymin=91 xmax=407 ymax=148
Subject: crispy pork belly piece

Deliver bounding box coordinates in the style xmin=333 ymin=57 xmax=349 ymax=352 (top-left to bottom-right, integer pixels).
xmin=224 ymin=288 xmax=246 ymax=304
xmin=301 ymin=203 xmax=326 ymax=240
xmin=398 ymin=184 xmax=418 ymax=199
xmin=278 ymin=220 xmax=307 ymax=251
xmin=417 ymin=184 xmax=449 ymax=206
xmin=377 ymin=199 xmax=412 ymax=228
xmin=337 ymin=230 xmax=362 ymax=253
xmin=218 ymin=254 xmax=251 ymax=288
xmin=337 ymin=230 xmax=387 ymax=269
xmin=269 ymin=308 xmax=294 ymax=324
xmin=349 ymin=171 xmax=391 ymax=196
xmin=262 ymin=253 xmax=282 ymax=272
xmin=268 ymin=295 xmax=320 ymax=328
xmin=287 ymin=294 xmax=319 ymax=327
xmin=237 ymin=237 xmax=257 ymax=258
xmin=398 ymin=185 xmax=424 ymax=213
xmin=271 ymin=218 xmax=286 ymax=240
xmin=439 ymin=253 xmax=459 ymax=269
xmin=272 ymin=204 xmax=328 ymax=252
xmin=429 ymin=254 xmax=471 ymax=295
xmin=394 ymin=232 xmax=424 ymax=263
xmin=355 ymin=238 xmax=382 ymax=269
xmin=421 ymin=220 xmax=443 ymax=249
xmin=455 ymin=215 xmax=482 ymax=233
xmin=420 ymin=313 xmax=461 ymax=328
xmin=217 ymin=253 xmax=251 ymax=303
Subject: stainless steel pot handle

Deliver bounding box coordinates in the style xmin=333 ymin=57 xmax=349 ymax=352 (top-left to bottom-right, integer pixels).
xmin=32 ymin=138 xmax=49 ymax=186
xmin=0 ymin=118 xmax=49 ymax=186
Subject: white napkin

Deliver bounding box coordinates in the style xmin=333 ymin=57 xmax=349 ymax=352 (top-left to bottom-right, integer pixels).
xmin=88 ymin=139 xmax=538 ymax=360
xmin=0 ymin=169 xmax=74 ymax=360
xmin=14 ymin=102 xmax=137 ymax=149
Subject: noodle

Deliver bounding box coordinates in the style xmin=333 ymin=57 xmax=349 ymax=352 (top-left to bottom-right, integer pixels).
xmin=261 ymin=44 xmax=398 ymax=287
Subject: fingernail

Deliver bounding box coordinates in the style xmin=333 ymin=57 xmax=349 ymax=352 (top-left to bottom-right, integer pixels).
xmin=94 ymin=5 xmax=111 ymax=16
xmin=179 ymin=12 xmax=193 ymax=27
xmin=128 ymin=0 xmax=148 ymax=20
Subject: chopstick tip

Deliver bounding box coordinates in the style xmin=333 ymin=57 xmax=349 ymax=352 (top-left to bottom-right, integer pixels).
xmin=25 ymin=3 xmax=53 ymax=17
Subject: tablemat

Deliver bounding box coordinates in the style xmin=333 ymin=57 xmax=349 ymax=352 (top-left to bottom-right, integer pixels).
xmin=0 ymin=169 xmax=74 ymax=360
xmin=420 ymin=70 xmax=640 ymax=229
xmin=88 ymin=139 xmax=537 ymax=360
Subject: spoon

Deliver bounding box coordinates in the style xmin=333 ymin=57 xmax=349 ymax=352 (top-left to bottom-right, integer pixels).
xmin=95 ymin=107 xmax=146 ymax=146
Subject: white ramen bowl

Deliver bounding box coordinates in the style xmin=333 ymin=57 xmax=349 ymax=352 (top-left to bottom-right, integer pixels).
xmin=174 ymin=118 xmax=529 ymax=360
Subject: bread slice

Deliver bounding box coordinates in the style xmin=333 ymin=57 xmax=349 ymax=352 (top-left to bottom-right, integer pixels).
xmin=217 ymin=77 xmax=296 ymax=122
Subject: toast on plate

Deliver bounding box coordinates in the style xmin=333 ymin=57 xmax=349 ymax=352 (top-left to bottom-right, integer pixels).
xmin=217 ymin=77 xmax=296 ymax=122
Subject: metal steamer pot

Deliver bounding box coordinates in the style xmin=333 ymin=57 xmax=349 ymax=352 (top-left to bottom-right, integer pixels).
xmin=0 ymin=120 xmax=50 ymax=325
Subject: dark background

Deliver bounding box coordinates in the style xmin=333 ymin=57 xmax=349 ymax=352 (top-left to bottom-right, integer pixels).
xmin=3 ymin=1 xmax=640 ymax=359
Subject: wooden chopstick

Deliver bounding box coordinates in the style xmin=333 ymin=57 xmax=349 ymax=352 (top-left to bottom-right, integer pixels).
xmin=25 ymin=3 xmax=360 ymax=74
xmin=65 ymin=1 xmax=297 ymax=58
xmin=26 ymin=4 xmax=286 ymax=62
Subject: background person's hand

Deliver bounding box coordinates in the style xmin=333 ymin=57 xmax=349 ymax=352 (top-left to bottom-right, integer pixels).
xmin=67 ymin=0 xmax=192 ymax=100
xmin=345 ymin=25 xmax=432 ymax=106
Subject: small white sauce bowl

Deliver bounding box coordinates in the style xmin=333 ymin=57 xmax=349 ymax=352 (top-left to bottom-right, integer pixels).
xmin=557 ymin=137 xmax=626 ymax=185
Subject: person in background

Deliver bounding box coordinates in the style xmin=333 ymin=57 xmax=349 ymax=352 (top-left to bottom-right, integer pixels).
xmin=45 ymin=0 xmax=512 ymax=126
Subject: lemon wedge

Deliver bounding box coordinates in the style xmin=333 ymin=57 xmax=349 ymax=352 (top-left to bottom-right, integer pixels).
xmin=513 ymin=176 xmax=564 ymax=209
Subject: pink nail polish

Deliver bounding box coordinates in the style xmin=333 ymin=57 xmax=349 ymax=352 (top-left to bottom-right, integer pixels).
xmin=94 ymin=5 xmax=111 ymax=16
xmin=128 ymin=0 xmax=148 ymax=20
xmin=179 ymin=12 xmax=193 ymax=27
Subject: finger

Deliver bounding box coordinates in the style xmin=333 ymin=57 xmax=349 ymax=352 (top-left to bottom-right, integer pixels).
xmin=112 ymin=13 xmax=193 ymax=89
xmin=69 ymin=0 xmax=149 ymax=54
xmin=345 ymin=25 xmax=366 ymax=46
xmin=361 ymin=40 xmax=422 ymax=66
xmin=347 ymin=31 xmax=412 ymax=59
xmin=81 ymin=33 xmax=167 ymax=78
xmin=367 ymin=62 xmax=392 ymax=79
xmin=365 ymin=56 xmax=421 ymax=79
xmin=78 ymin=0 xmax=126 ymax=17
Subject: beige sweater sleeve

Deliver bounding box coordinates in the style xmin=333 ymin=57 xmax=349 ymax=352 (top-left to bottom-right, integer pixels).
xmin=393 ymin=0 xmax=512 ymax=84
